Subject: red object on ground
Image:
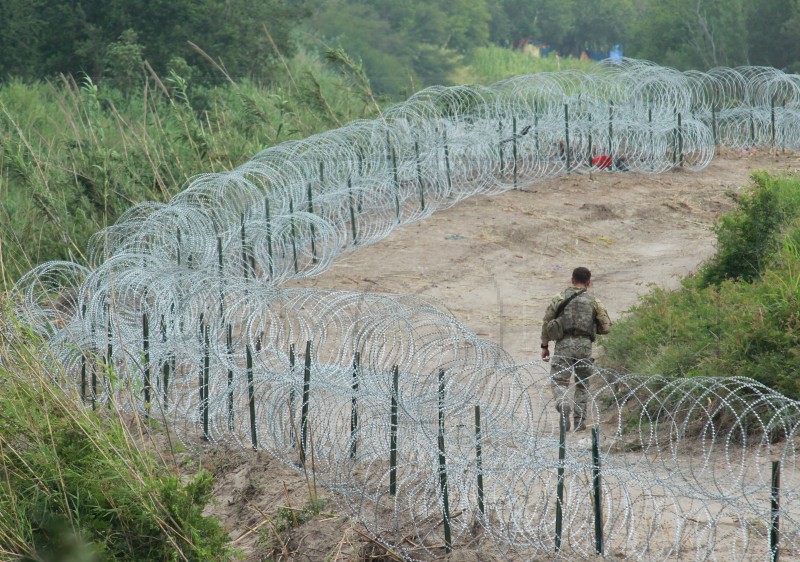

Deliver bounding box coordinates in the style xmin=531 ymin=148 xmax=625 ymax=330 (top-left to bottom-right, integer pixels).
xmin=591 ymin=155 xmax=612 ymax=169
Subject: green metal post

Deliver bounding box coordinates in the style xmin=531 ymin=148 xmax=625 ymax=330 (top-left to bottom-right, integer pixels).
xmin=202 ymin=318 xmax=210 ymax=440
xmin=246 ymin=344 xmax=257 ymax=449
xmin=592 ymin=427 xmax=603 ymax=555
xmin=106 ymin=303 xmax=113 ymax=407
xmin=414 ymin=139 xmax=426 ymax=211
xmin=308 ymin=167 xmax=318 ymax=264
xmin=289 ymin=343 xmax=297 ymax=448
xmin=649 ymin=107 xmax=654 ymax=171
xmin=160 ymin=315 xmax=169 ymax=408
xmin=390 ymin=365 xmax=399 ymax=496
xmin=240 ymin=214 xmax=248 ymax=279
xmin=91 ymin=324 xmax=97 ymax=410
xmin=587 ymin=112 xmax=593 ymax=162
xmin=143 ymin=312 xmax=151 ymax=416
xmin=217 ymin=236 xmax=225 ymax=318
xmin=81 ymin=354 xmax=87 ymax=401
xmin=176 ymin=227 xmax=182 ymax=266
xmin=555 ymin=413 xmax=566 ymax=551
xmin=771 ymin=96 xmax=776 ymax=148
xmin=498 ymin=121 xmax=505 ymax=176
xmin=711 ymin=105 xmax=718 ymax=149
xmin=350 ymin=351 xmax=360 ymax=459
xmin=443 ymin=129 xmax=452 ymax=196
xmin=265 ymin=197 xmax=274 ymax=278
xmin=678 ymin=112 xmax=684 ymax=167
xmin=288 ymin=197 xmax=298 ymax=273
xmin=301 ymin=340 xmax=312 ymax=464
xmin=348 ymin=177 xmax=358 ymax=244
xmin=475 ymin=405 xmax=485 ymax=516
xmin=388 ymin=132 xmax=400 ymax=222
xmin=437 ymin=369 xmax=452 ymax=552
xmin=81 ymin=304 xmax=87 ymax=401
xmin=564 ymin=103 xmax=571 ymax=172
xmin=226 ymin=324 xmax=234 ymax=431
xmin=771 ymin=459 xmax=781 ymax=562
xmin=512 ymin=116 xmax=518 ymax=187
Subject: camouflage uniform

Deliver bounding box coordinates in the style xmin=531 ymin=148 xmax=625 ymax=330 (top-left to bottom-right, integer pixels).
xmin=541 ymin=287 xmax=611 ymax=421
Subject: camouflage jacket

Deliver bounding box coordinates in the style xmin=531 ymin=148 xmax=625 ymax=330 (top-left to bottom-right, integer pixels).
xmin=541 ymin=286 xmax=611 ymax=344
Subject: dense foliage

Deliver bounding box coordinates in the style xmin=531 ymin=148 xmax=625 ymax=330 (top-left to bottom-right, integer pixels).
xmin=2 ymin=0 xmax=798 ymax=97
xmin=0 ymin=52 xmax=381 ymax=288
xmin=0 ymin=0 xmax=309 ymax=85
xmin=0 ymin=305 xmax=232 ymax=561
xmin=602 ymin=172 xmax=800 ymax=398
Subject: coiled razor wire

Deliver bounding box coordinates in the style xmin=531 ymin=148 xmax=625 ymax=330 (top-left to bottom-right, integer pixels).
xmin=11 ymin=59 xmax=800 ymax=560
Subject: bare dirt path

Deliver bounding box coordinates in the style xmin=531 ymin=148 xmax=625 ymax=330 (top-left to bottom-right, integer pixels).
xmin=291 ymin=149 xmax=796 ymax=363
xmin=202 ymin=149 xmax=799 ymax=561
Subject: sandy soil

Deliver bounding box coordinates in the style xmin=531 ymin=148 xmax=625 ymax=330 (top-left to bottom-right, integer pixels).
xmin=197 ymin=149 xmax=799 ymax=561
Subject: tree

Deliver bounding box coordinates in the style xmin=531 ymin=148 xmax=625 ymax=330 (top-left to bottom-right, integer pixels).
xmin=0 ymin=0 xmax=311 ymax=84
xmin=310 ymin=0 xmax=490 ymax=93
xmin=104 ymin=30 xmax=145 ymax=94
xmin=746 ymin=0 xmax=800 ymax=69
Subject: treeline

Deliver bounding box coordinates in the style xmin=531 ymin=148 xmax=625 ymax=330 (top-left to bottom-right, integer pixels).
xmin=0 ymin=0 xmax=309 ymax=87
xmin=2 ymin=0 xmax=798 ymax=98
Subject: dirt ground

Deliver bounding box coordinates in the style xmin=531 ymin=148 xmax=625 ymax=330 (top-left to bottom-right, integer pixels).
xmin=198 ymin=149 xmax=799 ymax=561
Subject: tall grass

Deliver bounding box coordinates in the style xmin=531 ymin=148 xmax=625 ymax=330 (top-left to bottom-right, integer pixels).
xmin=453 ymin=45 xmax=594 ymax=85
xmin=0 ymin=295 xmax=232 ymax=561
xmin=602 ymin=172 xmax=800 ymax=398
xmin=0 ymin=49 xmax=380 ymax=290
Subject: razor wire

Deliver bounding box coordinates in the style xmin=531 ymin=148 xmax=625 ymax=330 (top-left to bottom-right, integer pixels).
xmin=12 ymin=59 xmax=800 ymax=561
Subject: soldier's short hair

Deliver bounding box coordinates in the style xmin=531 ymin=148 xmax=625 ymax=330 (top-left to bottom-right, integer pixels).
xmin=572 ymin=266 xmax=591 ymax=284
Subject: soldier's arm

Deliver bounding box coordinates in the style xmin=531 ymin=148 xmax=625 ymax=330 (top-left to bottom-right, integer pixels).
xmin=540 ymin=294 xmax=563 ymax=343
xmin=594 ymin=298 xmax=612 ymax=335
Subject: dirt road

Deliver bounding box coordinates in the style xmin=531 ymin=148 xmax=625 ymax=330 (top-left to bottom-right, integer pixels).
xmin=203 ymin=149 xmax=798 ymax=561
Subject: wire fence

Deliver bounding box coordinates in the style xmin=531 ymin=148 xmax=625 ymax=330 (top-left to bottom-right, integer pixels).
xmin=11 ymin=59 xmax=800 ymax=560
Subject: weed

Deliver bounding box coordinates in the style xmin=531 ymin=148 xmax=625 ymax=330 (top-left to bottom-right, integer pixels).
xmin=0 ymin=298 xmax=233 ymax=561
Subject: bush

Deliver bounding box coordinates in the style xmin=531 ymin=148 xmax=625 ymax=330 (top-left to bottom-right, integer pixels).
xmin=699 ymin=171 xmax=800 ymax=286
xmin=602 ymin=172 xmax=800 ymax=398
xmin=0 ymin=302 xmax=232 ymax=561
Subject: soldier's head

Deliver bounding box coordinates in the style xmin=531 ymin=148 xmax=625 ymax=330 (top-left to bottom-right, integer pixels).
xmin=571 ymin=266 xmax=591 ymax=287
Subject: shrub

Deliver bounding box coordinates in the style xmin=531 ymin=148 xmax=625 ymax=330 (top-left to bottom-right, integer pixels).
xmin=602 ymin=172 xmax=800 ymax=398
xmin=699 ymin=171 xmax=800 ymax=286
xmin=0 ymin=301 xmax=232 ymax=561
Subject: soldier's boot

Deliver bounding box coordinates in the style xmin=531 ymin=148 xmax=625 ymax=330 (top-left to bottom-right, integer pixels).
xmin=555 ymin=403 xmax=571 ymax=432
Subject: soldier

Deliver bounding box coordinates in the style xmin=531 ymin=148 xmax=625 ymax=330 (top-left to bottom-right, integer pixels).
xmin=540 ymin=267 xmax=611 ymax=431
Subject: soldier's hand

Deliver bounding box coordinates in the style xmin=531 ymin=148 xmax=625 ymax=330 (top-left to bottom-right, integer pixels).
xmin=541 ymin=347 xmax=550 ymax=362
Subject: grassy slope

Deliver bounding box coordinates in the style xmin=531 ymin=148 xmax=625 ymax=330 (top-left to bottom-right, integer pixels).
xmin=7 ymin=45 xmax=796 ymax=559
xmin=0 ymin=49 xmax=380 ymax=289
xmin=601 ymin=171 xmax=800 ymax=398
xmin=0 ymin=303 xmax=232 ymax=561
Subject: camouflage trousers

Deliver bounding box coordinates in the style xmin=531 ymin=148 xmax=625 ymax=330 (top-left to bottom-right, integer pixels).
xmin=550 ymin=336 xmax=594 ymax=419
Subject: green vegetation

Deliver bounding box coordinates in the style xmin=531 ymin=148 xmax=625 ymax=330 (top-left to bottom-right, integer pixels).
xmin=258 ymin=496 xmax=331 ymax=554
xmin=0 ymin=0 xmax=309 ymax=85
xmin=0 ymin=50 xmax=380 ymax=289
xmin=5 ymin=0 xmax=797 ymax=98
xmin=454 ymin=46 xmax=594 ymax=86
xmin=0 ymin=301 xmax=232 ymax=561
xmin=602 ymin=172 xmax=800 ymax=398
